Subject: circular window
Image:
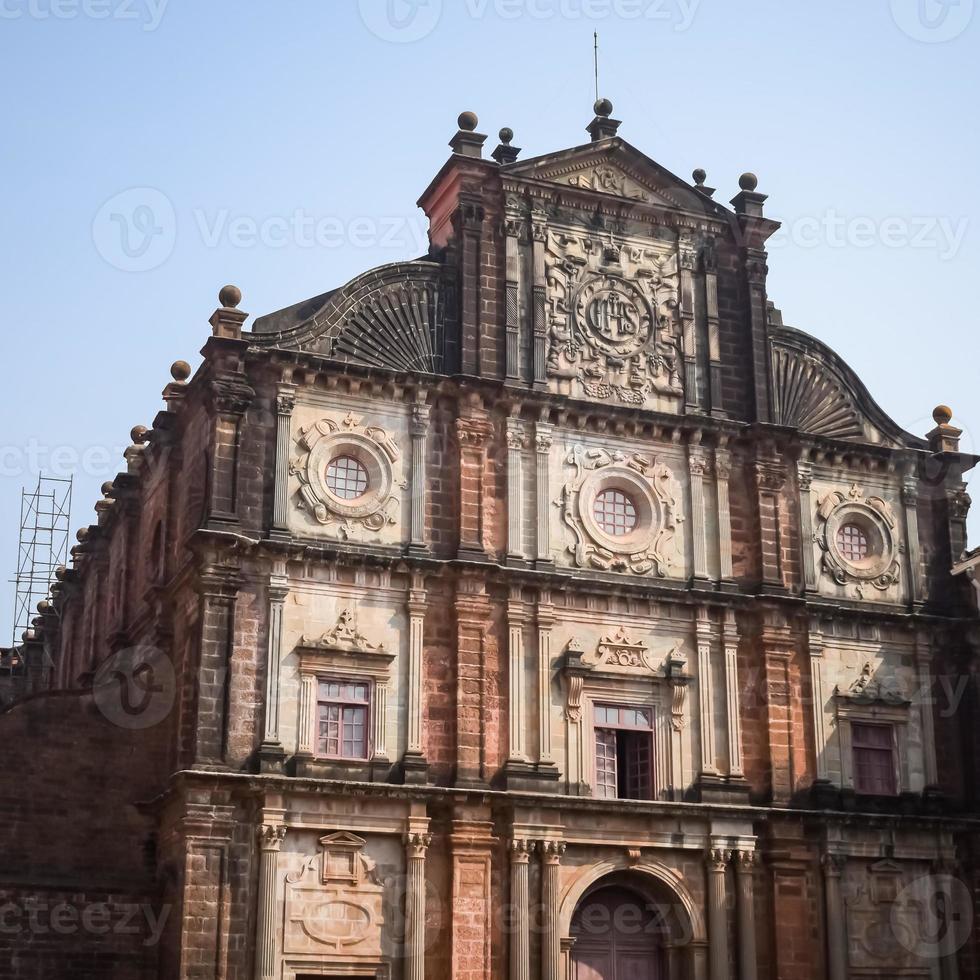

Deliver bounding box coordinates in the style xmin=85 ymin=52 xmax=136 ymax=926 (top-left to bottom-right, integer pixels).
xmin=325 ymin=455 xmax=369 ymax=500
xmin=593 ymin=489 xmax=638 ymax=537
xmin=837 ymin=523 xmax=870 ymax=563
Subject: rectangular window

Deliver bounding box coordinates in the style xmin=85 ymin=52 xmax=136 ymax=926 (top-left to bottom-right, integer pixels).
xmin=593 ymin=704 xmax=654 ymax=801
xmin=316 ymin=680 xmax=370 ymax=760
xmin=851 ymin=722 xmax=897 ymax=795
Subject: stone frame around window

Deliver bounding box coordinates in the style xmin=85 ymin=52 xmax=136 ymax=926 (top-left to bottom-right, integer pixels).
xmin=294 ymin=640 xmax=395 ymax=780
xmin=833 ymin=697 xmax=909 ymax=798
xmin=562 ymin=632 xmax=689 ymax=800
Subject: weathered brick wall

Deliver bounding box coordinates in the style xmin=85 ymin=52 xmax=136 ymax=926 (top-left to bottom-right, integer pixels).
xmin=0 ymin=689 xmax=169 ymax=980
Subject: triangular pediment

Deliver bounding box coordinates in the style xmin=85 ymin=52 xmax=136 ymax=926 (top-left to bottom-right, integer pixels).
xmin=503 ymin=138 xmax=730 ymax=218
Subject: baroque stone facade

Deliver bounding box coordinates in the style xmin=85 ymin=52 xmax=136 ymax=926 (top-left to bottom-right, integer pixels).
xmin=2 ymin=103 xmax=980 ymax=980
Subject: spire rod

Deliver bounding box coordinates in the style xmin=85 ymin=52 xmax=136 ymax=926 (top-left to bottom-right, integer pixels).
xmin=593 ymin=31 xmax=599 ymax=103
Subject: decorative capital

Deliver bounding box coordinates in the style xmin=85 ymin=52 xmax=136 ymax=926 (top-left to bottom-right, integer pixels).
xmin=455 ymin=416 xmax=493 ymax=449
xmin=506 ymin=419 xmax=527 ymax=451
xmin=688 ymin=450 xmax=709 ymax=477
xmin=797 ymin=462 xmax=813 ymax=492
xmin=539 ymin=839 xmax=567 ymax=863
xmin=405 ymin=832 xmax=432 ymax=858
xmin=258 ymin=824 xmax=287 ymax=851
xmin=734 ymin=850 xmax=757 ymax=872
xmin=410 ymin=403 xmax=431 ymax=436
xmin=755 ymin=462 xmax=785 ymax=493
xmin=510 ymin=838 xmax=535 ymax=863
xmin=707 ymin=847 xmax=732 ymax=871
xmin=822 ymin=853 xmax=846 ymax=877
xmin=714 ymin=449 xmax=732 ymax=482
xmin=276 ymin=387 xmax=296 ymax=416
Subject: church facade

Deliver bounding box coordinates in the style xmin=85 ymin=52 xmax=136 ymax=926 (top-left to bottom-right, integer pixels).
xmin=2 ymin=103 xmax=979 ymax=980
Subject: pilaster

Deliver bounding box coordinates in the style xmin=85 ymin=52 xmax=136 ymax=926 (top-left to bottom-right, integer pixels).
xmin=270 ymin=384 xmax=296 ymax=539
xmin=404 ymin=829 xmax=432 ymax=980
xmin=534 ymin=421 xmax=554 ymax=567
xmin=408 ymin=401 xmax=431 ymax=554
xmin=259 ymin=560 xmax=289 ymax=772
xmin=706 ymin=846 xmax=731 ymax=980
xmin=254 ymin=821 xmax=287 ymax=980
xmin=403 ymin=572 xmax=429 ymax=783
xmin=456 ymin=413 xmax=494 ymax=561
xmin=539 ymin=839 xmax=566 ymax=980
xmin=506 ymin=418 xmax=527 ymax=564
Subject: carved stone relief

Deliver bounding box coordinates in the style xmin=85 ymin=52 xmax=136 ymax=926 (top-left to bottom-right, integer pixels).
xmin=284 ymin=833 xmax=385 ymax=958
xmin=291 ymin=412 xmax=406 ymax=538
xmin=558 ymin=444 xmax=683 ymax=575
xmin=544 ymin=232 xmax=684 ymax=407
xmin=815 ymin=483 xmax=901 ymax=596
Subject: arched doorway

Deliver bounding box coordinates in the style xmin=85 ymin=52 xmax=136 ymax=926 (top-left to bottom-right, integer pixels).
xmin=570 ymin=884 xmax=668 ymax=979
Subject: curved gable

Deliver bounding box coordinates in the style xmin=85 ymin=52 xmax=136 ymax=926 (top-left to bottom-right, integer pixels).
xmin=249 ymin=260 xmax=446 ymax=374
xmin=769 ymin=322 xmax=924 ymax=449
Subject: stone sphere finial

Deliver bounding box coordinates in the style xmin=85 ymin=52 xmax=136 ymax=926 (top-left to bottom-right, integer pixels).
xmin=739 ymin=172 xmax=759 ymax=192
xmin=130 ymin=424 xmax=148 ymax=445
xmin=101 ymin=481 xmax=113 ymax=496
xmin=933 ymin=404 xmax=953 ymax=425
xmin=170 ymin=359 xmax=191 ymax=383
xmin=594 ymin=97 xmax=614 ymax=118
xmin=498 ymin=127 xmax=513 ymax=145
xmin=76 ymin=528 xmax=89 ymax=543
xmin=457 ymin=111 xmax=479 ymax=132
xmin=218 ymin=284 xmax=242 ymax=309
xmin=692 ymin=168 xmax=707 ymax=186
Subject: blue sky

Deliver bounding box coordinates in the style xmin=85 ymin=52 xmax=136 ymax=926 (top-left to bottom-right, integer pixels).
xmin=1 ymin=0 xmax=977 ymax=639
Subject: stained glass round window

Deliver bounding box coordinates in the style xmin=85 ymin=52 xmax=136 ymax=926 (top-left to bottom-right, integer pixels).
xmin=593 ymin=489 xmax=638 ymax=536
xmin=326 ymin=455 xmax=369 ymax=500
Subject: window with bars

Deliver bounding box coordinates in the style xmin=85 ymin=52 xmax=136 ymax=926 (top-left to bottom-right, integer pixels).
xmin=594 ymin=704 xmax=654 ymax=800
xmin=326 ymin=455 xmax=369 ymax=500
xmin=837 ymin=522 xmax=870 ymax=562
xmin=851 ymin=722 xmax=897 ymax=795
xmin=316 ymin=679 xmax=370 ymax=760
xmin=592 ymin=488 xmax=638 ymax=536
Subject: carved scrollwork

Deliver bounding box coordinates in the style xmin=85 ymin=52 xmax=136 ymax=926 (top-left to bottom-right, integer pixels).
xmin=302 ymin=608 xmax=387 ymax=654
xmin=836 ymin=660 xmax=909 ymax=706
xmin=815 ymin=484 xmax=901 ymax=593
xmin=291 ymin=414 xmax=403 ymax=538
xmin=559 ymin=444 xmax=683 ymax=576
xmin=544 ymin=233 xmax=683 ymax=407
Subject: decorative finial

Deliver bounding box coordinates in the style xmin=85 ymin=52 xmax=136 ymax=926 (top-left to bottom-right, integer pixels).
xmin=738 ymin=172 xmax=759 ymax=192
xmin=457 ymin=111 xmax=478 ymax=132
xmin=130 ymin=424 xmax=148 ymax=445
xmin=218 ymin=284 xmax=242 ymax=309
xmin=76 ymin=528 xmax=89 ymax=543
xmin=101 ymin=481 xmax=113 ymax=496
xmin=491 ymin=127 xmax=521 ymax=164
xmin=933 ymin=404 xmax=953 ymax=425
xmin=587 ymin=98 xmax=620 ymax=142
xmin=692 ymin=168 xmax=706 ymax=186
xmin=170 ymin=359 xmax=191 ymax=383
xmin=594 ymin=97 xmax=613 ymax=117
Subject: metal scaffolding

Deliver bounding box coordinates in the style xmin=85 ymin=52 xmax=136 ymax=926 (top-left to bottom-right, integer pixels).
xmin=8 ymin=476 xmax=72 ymax=653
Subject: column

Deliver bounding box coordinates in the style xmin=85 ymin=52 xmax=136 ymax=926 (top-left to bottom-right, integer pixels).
xmin=537 ymin=594 xmax=555 ymax=767
xmin=409 ymin=402 xmax=430 ymax=552
xmin=254 ymin=823 xmax=286 ymax=980
xmin=689 ymin=441 xmax=710 ymax=580
xmin=271 ymin=385 xmax=296 ymax=536
xmin=404 ymin=832 xmax=431 ymax=980
xmin=722 ymin=610 xmax=743 ymax=777
xmin=296 ymin=671 xmax=316 ymax=757
xmin=697 ymin=610 xmax=717 ymax=775
xmin=704 ymin=242 xmax=724 ymax=417
xmin=509 ymin=839 xmax=534 ymax=980
xmin=504 ymin=212 xmax=523 ymax=381
xmin=714 ymin=446 xmax=734 ymax=581
xmin=822 ymin=854 xmax=848 ymax=980
xmin=507 ymin=418 xmax=527 ymax=562
xmin=915 ymin=631 xmax=939 ymax=788
xmin=507 ymin=587 xmax=529 ymax=763
xmin=260 ymin=562 xmax=289 ymax=769
xmin=679 ymin=239 xmax=699 ymax=411
xmin=530 ymin=206 xmax=548 ymax=388
xmin=809 ymin=626 xmax=830 ymax=783
xmin=540 ymin=840 xmax=566 ymax=980
xmin=797 ymin=460 xmax=817 ymax=591
xmin=405 ymin=574 xmax=427 ymax=768
xmin=456 ymin=415 xmax=493 ymax=560
xmin=706 ymin=847 xmax=731 ymax=980
xmin=755 ymin=460 xmax=786 ymax=588
xmin=373 ymin=681 xmax=389 ymax=762
xmin=734 ymin=851 xmax=757 ymax=980
xmin=534 ymin=422 xmax=554 ymax=565
xmin=902 ymin=472 xmax=924 ymax=605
